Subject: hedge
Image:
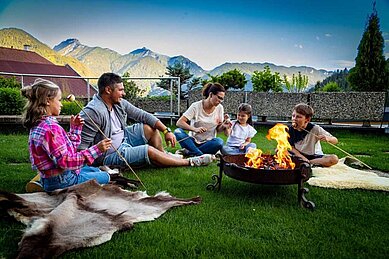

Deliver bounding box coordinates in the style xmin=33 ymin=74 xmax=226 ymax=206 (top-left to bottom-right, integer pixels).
xmin=0 ymin=87 xmax=26 ymax=115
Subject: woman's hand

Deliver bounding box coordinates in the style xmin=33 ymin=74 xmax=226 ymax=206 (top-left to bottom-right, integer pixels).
xmin=194 ymin=127 xmax=207 ymax=133
xmin=70 ymin=114 xmax=84 ymax=127
xmin=96 ymin=138 xmax=112 ymax=153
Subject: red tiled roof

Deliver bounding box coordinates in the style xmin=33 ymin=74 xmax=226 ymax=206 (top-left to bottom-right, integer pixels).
xmin=0 ymin=47 xmax=52 ymax=64
xmin=0 ymin=47 xmax=96 ymax=98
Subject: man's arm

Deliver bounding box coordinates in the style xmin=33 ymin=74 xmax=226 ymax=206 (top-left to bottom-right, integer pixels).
xmin=79 ymin=108 xmax=100 ymax=150
xmin=154 ymin=120 xmax=176 ymax=147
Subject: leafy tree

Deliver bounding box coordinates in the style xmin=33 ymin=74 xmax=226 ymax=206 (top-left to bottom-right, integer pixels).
xmin=322 ymin=82 xmax=342 ymax=92
xmin=348 ymin=4 xmax=389 ymax=91
xmin=251 ymin=65 xmax=283 ymax=92
xmin=283 ymin=72 xmax=309 ymax=92
xmin=0 ymin=76 xmax=21 ymax=88
xmin=122 ymin=72 xmax=144 ymax=100
xmin=218 ymin=69 xmax=247 ymax=90
xmin=201 ymin=74 xmax=221 ymax=86
xmin=157 ymin=62 xmax=193 ymax=98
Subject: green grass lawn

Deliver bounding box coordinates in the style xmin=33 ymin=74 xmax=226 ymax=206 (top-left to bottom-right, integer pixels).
xmin=0 ymin=126 xmax=388 ymax=258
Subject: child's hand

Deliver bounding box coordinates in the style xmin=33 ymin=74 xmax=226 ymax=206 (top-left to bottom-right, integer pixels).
xmin=239 ymin=143 xmax=247 ymax=150
xmin=97 ymin=138 xmax=112 ymax=152
xmin=318 ymin=134 xmax=328 ymax=142
xmin=70 ymin=114 xmax=84 ymax=127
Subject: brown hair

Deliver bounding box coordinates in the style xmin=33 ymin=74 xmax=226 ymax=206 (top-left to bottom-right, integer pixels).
xmin=238 ymin=103 xmax=253 ymax=125
xmin=293 ymin=103 xmax=314 ymax=119
xmin=202 ymin=82 xmax=225 ymax=98
xmin=20 ymin=78 xmax=60 ymax=129
xmin=97 ymin=72 xmax=123 ymax=94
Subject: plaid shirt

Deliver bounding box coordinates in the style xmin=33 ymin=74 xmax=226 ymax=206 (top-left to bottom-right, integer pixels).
xmin=29 ymin=116 xmax=102 ymax=178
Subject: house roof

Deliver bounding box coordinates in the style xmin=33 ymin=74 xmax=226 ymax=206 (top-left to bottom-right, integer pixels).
xmin=0 ymin=47 xmax=52 ymax=64
xmin=0 ymin=47 xmax=97 ymax=98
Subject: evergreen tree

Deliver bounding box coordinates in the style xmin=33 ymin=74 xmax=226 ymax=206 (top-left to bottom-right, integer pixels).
xmin=156 ymin=62 xmax=193 ymax=98
xmin=122 ymin=72 xmax=144 ymax=100
xmin=315 ymin=69 xmax=350 ymax=92
xmin=348 ymin=3 xmax=389 ymax=91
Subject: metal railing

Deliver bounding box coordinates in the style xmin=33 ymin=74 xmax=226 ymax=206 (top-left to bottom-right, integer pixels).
xmin=0 ymin=71 xmax=180 ymax=123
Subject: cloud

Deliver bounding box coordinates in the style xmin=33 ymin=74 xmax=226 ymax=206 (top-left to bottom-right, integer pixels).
xmin=325 ymin=33 xmax=332 ymax=37
xmin=316 ymin=36 xmax=320 ymax=41
xmin=294 ymin=44 xmax=303 ymax=49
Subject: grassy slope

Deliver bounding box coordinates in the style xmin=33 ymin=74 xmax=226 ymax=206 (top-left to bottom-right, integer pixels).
xmin=0 ymin=127 xmax=388 ymax=258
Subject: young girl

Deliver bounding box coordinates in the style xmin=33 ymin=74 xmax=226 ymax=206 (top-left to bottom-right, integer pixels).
xmin=221 ymin=103 xmax=257 ymax=155
xmin=21 ymin=78 xmax=112 ymax=192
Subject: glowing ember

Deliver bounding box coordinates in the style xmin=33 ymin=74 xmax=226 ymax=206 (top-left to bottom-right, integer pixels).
xmin=245 ymin=123 xmax=295 ymax=170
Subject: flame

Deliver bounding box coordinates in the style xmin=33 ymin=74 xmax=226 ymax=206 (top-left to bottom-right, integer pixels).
xmin=245 ymin=123 xmax=295 ymax=169
xmin=245 ymin=147 xmax=263 ymax=168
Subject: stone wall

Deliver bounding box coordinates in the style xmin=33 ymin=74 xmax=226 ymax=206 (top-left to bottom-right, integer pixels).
xmin=310 ymin=92 xmax=386 ymax=121
xmin=133 ymin=91 xmax=387 ymax=122
xmin=246 ymin=93 xmax=309 ymax=118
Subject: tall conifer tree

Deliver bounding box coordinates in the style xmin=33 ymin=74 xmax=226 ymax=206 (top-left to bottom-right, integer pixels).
xmin=348 ymin=2 xmax=389 ymax=91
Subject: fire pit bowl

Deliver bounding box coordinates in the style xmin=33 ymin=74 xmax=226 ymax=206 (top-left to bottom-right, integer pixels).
xmin=207 ymin=154 xmax=315 ymax=209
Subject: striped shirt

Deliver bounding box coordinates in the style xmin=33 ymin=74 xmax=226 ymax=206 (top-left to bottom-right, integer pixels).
xmin=29 ymin=116 xmax=102 ymax=178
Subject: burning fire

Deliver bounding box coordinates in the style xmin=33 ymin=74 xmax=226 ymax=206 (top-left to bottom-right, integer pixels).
xmin=245 ymin=123 xmax=295 ymax=169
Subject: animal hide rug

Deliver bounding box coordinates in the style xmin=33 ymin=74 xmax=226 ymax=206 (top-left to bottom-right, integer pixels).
xmin=308 ymin=158 xmax=389 ymax=191
xmin=0 ymin=180 xmax=201 ymax=258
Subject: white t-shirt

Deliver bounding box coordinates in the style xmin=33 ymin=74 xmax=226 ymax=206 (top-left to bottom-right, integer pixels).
xmin=107 ymin=109 xmax=124 ymax=154
xmin=290 ymin=124 xmax=333 ymax=156
xmin=226 ymin=121 xmax=257 ymax=147
xmin=183 ymin=100 xmax=224 ymax=144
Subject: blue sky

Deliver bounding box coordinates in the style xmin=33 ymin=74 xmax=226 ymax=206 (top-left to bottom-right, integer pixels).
xmin=0 ymin=0 xmax=388 ymax=71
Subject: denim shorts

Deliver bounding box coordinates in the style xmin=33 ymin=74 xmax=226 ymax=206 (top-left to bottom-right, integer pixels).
xmin=103 ymin=123 xmax=150 ymax=167
xmin=41 ymin=166 xmax=110 ymax=192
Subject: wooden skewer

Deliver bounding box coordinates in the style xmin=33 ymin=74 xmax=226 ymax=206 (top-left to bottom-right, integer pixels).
xmin=294 ymin=124 xmax=372 ymax=169
xmin=67 ymin=95 xmax=146 ymax=189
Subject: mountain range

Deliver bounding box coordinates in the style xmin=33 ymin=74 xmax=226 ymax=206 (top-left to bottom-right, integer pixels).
xmin=1 ymin=28 xmax=332 ymax=93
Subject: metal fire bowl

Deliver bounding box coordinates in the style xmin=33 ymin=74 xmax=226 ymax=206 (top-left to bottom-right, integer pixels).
xmin=221 ymin=154 xmax=311 ymax=185
xmin=207 ymin=153 xmax=315 ymax=209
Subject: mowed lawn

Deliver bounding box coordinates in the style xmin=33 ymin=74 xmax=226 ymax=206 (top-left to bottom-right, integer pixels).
xmin=0 ymin=125 xmax=388 ymax=258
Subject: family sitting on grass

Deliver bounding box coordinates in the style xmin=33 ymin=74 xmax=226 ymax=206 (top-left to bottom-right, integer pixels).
xmin=21 ymin=73 xmax=339 ymax=192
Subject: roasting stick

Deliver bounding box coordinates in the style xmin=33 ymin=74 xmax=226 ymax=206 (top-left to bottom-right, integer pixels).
xmin=293 ymin=123 xmax=372 ymax=169
xmin=66 ymin=95 xmax=146 ymax=189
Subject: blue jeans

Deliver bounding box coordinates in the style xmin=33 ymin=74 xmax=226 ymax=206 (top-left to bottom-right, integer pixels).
xmin=174 ymin=128 xmax=223 ymax=156
xmin=41 ymin=166 xmax=110 ymax=192
xmin=221 ymin=143 xmax=257 ymax=155
xmin=104 ymin=123 xmax=150 ymax=167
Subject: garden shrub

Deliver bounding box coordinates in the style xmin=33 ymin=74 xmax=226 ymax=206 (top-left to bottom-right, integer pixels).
xmin=61 ymin=100 xmax=82 ymax=115
xmin=0 ymin=76 xmax=21 ymax=88
xmin=0 ymin=87 xmax=26 ymax=115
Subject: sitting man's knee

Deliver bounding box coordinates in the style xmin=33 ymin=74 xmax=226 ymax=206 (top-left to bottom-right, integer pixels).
xmin=143 ymin=124 xmax=154 ymax=133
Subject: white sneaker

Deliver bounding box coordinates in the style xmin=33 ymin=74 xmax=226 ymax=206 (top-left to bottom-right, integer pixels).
xmin=188 ymin=154 xmax=213 ymax=166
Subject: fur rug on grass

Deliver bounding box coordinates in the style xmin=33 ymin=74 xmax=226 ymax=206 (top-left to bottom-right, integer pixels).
xmin=308 ymin=158 xmax=389 ymax=191
xmin=0 ymin=180 xmax=201 ymax=259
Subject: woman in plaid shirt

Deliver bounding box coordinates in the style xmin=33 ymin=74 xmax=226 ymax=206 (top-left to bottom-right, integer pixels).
xmin=21 ymin=79 xmax=112 ymax=192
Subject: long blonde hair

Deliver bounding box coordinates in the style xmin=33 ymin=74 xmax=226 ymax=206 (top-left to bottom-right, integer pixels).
xmin=21 ymin=78 xmax=60 ymax=129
